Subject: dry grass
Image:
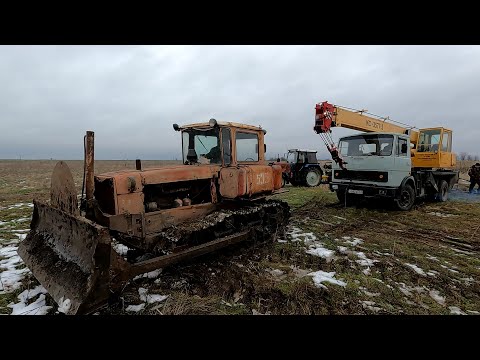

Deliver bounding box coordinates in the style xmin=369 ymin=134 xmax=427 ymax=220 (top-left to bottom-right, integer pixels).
xmin=1 ymin=160 xmax=480 ymax=315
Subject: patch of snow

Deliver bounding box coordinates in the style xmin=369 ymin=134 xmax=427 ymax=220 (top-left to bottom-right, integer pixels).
xmin=440 ymin=265 xmax=459 ymax=274
xmin=345 ymin=237 xmax=364 ymax=246
xmin=404 ymin=263 xmax=427 ymax=276
xmin=460 ymin=277 xmax=475 ymax=283
xmin=372 ymin=278 xmax=383 ymax=283
xmin=361 ymin=300 xmax=382 ymax=313
xmin=268 ymin=269 xmax=284 ymax=277
xmin=14 ymin=233 xmax=27 ymax=241
xmin=449 ymin=306 xmax=466 ymax=315
xmin=359 ymin=287 xmax=380 ymax=297
xmin=467 ymin=310 xmax=480 ymax=315
xmin=362 ymin=268 xmax=371 ymax=275
xmin=286 ymin=226 xmax=317 ymax=244
xmin=307 ymin=270 xmax=346 ymax=289
xmin=133 ymin=269 xmax=162 ymax=280
xmin=427 ymin=212 xmax=458 ymax=218
xmin=429 ymin=290 xmax=445 ymax=306
xmin=138 ymin=287 xmax=168 ymax=304
xmin=15 ymin=217 xmax=30 ymax=223
xmin=0 ymin=245 xmax=30 ymax=294
xmin=9 ymin=294 xmax=52 ymax=315
xmin=451 ymin=248 xmax=474 ymax=256
xmin=332 ymin=215 xmax=346 ymax=221
xmin=341 ymin=236 xmax=351 ymax=240
xmin=126 ymin=303 xmax=146 ymax=312
xmin=355 ymin=252 xmax=378 ymax=267
xmin=305 ymin=244 xmax=335 ymax=260
xmin=337 ymin=246 xmax=348 ymax=254
xmin=57 ymin=297 xmax=72 ymax=314
xmin=112 ymin=242 xmax=129 ymax=256
xmin=426 ymin=270 xmax=439 ymax=277
xmin=252 ymin=309 xmax=271 ymax=315
xmin=425 ymin=254 xmax=439 ymax=262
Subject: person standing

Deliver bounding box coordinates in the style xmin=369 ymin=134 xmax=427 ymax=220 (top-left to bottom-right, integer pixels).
xmin=468 ymin=163 xmax=480 ymax=193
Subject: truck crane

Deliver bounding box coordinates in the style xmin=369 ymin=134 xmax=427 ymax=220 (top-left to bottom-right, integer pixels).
xmin=314 ymin=101 xmax=459 ymax=211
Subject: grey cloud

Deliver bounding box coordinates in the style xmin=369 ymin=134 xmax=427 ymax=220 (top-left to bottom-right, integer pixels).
xmin=0 ymin=45 xmax=479 ymax=160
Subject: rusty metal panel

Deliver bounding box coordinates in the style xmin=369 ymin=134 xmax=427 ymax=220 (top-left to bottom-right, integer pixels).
xmin=219 ymin=167 xmax=247 ymax=198
xmin=113 ymin=173 xmax=143 ymax=195
xmin=271 ymin=164 xmax=283 ymax=190
xmin=145 ymin=203 xmax=217 ymax=234
xmin=117 ymin=192 xmax=144 ymax=214
xmin=141 ymin=165 xmax=221 ymax=185
xmin=245 ymin=165 xmax=274 ymax=196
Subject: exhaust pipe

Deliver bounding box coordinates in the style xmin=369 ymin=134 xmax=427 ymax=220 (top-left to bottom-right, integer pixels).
xmin=85 ymin=131 xmax=95 ymax=217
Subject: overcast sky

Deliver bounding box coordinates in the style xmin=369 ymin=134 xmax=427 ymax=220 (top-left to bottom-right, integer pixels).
xmin=1 ymin=45 xmax=479 ymax=160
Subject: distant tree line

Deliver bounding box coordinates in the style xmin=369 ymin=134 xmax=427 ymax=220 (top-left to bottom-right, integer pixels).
xmin=459 ymin=152 xmax=480 ymax=161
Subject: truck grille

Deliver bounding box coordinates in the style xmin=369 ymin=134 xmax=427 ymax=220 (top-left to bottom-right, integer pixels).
xmin=334 ymin=170 xmax=388 ymax=183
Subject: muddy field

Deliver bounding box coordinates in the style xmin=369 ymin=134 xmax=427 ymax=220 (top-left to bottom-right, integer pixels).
xmin=1 ymin=160 xmax=479 ymax=315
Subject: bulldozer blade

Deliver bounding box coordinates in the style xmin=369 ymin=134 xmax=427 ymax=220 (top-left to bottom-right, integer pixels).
xmin=17 ymin=200 xmax=113 ymax=315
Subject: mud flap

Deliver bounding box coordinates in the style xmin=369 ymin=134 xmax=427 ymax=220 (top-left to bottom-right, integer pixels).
xmin=17 ymin=201 xmax=112 ymax=315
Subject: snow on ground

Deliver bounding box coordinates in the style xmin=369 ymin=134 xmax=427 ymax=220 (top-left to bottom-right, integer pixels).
xmin=449 ymin=306 xmax=466 ymax=315
xmin=134 ymin=269 xmax=163 ymax=280
xmin=57 ymin=297 xmax=72 ymax=314
xmin=337 ymin=246 xmax=348 ymax=254
xmin=355 ymin=252 xmax=378 ymax=267
xmin=0 ymin=245 xmax=30 ymax=294
xmin=427 ymin=212 xmax=458 ymax=218
xmin=429 ymin=290 xmax=446 ymax=306
xmin=286 ymin=226 xmax=317 ymax=244
xmin=126 ymin=303 xmax=146 ymax=312
xmin=359 ymin=287 xmax=380 ymax=297
xmin=440 ymin=264 xmax=460 ymax=274
xmin=8 ymin=285 xmax=52 ymax=315
xmin=404 ymin=263 xmax=427 ymax=276
xmin=344 ymin=237 xmax=364 ymax=246
xmin=305 ymin=244 xmax=335 ymax=261
xmin=307 ymin=270 xmax=346 ymax=289
xmin=361 ymin=300 xmax=382 ymax=313
xmin=425 ymin=254 xmax=439 ymax=262
xmin=426 ymin=270 xmax=439 ymax=277
xmin=112 ymin=241 xmax=129 ymax=256
xmin=138 ymin=287 xmax=168 ymax=304
xmin=467 ymin=310 xmax=480 ymax=315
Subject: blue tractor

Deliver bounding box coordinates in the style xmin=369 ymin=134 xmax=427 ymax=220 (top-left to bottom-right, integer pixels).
xmin=281 ymin=149 xmax=327 ymax=187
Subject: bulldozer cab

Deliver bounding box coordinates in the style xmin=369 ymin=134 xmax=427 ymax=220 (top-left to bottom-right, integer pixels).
xmin=177 ymin=119 xmax=267 ymax=167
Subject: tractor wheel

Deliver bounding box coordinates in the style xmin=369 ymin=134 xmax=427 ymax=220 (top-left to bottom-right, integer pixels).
xmin=436 ymin=180 xmax=449 ymax=202
xmin=395 ymin=184 xmax=415 ymax=211
xmin=304 ymin=169 xmax=321 ymax=187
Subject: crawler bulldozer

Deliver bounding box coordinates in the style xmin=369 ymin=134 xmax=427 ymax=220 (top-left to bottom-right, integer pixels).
xmin=18 ymin=119 xmax=290 ymax=314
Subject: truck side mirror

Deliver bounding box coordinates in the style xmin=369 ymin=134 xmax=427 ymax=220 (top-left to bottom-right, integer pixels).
xmin=264 ymin=144 xmax=267 ymax=152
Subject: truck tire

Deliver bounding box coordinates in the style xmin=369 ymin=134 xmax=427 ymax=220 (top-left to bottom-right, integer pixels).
xmin=436 ymin=180 xmax=449 ymax=202
xmin=396 ymin=184 xmax=415 ymax=211
xmin=304 ymin=169 xmax=321 ymax=187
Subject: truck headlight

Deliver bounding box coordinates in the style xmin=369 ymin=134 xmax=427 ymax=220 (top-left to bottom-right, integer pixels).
xmin=331 ymin=184 xmax=338 ymax=190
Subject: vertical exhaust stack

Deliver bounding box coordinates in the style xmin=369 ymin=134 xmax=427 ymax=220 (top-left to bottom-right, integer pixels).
xmin=85 ymin=131 xmax=95 ymax=217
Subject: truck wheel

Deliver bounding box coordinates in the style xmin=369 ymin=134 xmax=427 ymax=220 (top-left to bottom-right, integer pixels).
xmin=304 ymin=169 xmax=321 ymax=187
xmin=396 ymin=184 xmax=415 ymax=211
xmin=436 ymin=180 xmax=449 ymax=202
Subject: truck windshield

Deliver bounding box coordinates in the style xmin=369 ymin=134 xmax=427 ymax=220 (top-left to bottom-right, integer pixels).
xmin=339 ymin=134 xmax=394 ymax=157
xmin=182 ymin=128 xmax=221 ymax=164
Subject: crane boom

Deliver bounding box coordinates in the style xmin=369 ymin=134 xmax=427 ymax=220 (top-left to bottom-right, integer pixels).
xmin=314 ymin=102 xmax=419 ymax=143
xmin=313 ymin=101 xmax=455 ymax=170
